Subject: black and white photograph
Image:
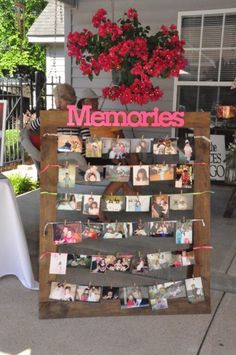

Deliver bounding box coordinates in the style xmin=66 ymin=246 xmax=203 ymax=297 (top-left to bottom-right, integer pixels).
xmin=101 ymin=195 xmax=125 ymax=212
xmin=58 ymin=165 xmax=76 ymax=189
xmin=57 ymin=133 xmax=82 ymax=153
xmin=185 ymin=277 xmax=205 ymax=303
xmin=85 ymin=137 xmax=103 ymax=158
xmin=148 ymin=286 xmax=168 ymax=310
xmin=150 ymin=164 xmax=174 ymax=182
xmin=49 ymin=282 xmax=76 ymax=301
xmin=175 ymin=220 xmax=193 ymax=244
xmin=49 ymin=252 xmax=68 ymax=274
xmin=53 ymin=222 xmax=82 ymax=245
xmin=169 ymin=194 xmax=193 ymax=211
xmin=105 ymin=165 xmax=130 ymax=182
xmin=131 ymin=255 xmax=149 ymax=274
xmin=102 ymin=138 xmax=131 ymax=159
xmin=126 ymin=195 xmax=150 ymax=212
xmin=76 ymin=285 xmax=102 ymax=302
xmin=153 ymin=138 xmax=177 ymax=155
xmin=130 ymin=138 xmax=152 ymax=153
xmin=147 ymin=251 xmax=173 ymax=271
xmin=102 ymin=287 xmax=119 ymax=300
xmin=133 ymin=165 xmax=150 ymax=186
xmin=119 ymin=286 xmax=150 ymax=309
xmin=82 ymin=194 xmax=101 ymax=216
xmin=175 ymin=164 xmax=193 ymax=189
xmin=149 ymin=221 xmax=175 ymax=238
xmin=56 ymin=193 xmax=82 ymax=211
xmin=67 ymin=254 xmax=92 ymax=269
xmin=151 ymin=195 xmax=169 ymax=218
xmin=82 ymin=223 xmax=103 ymax=240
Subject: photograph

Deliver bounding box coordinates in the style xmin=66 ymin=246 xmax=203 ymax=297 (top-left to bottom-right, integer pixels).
xmin=67 ymin=254 xmax=92 ymax=269
xmin=49 ymin=252 xmax=68 ymax=274
xmin=182 ymin=139 xmax=194 ymax=162
xmin=113 ymin=255 xmax=133 ymax=272
xmin=58 ymin=165 xmax=76 ymax=188
xmin=130 ymin=138 xmax=152 ymax=153
xmin=76 ymin=285 xmax=102 ymax=303
xmin=162 ymin=281 xmax=187 ymax=299
xmin=126 ymin=195 xmax=150 ymax=212
xmin=147 ymin=251 xmax=173 ymax=271
xmin=181 ymin=250 xmax=195 ymax=266
xmin=119 ymin=286 xmax=150 ymax=309
xmin=185 ymin=277 xmax=205 ymax=303
xmin=169 ymin=194 xmax=193 ymax=211
xmin=132 ymin=221 xmax=149 ymax=237
xmin=102 ymin=138 xmax=131 ymax=159
xmin=82 ymin=194 xmax=101 ymax=216
xmin=131 ymin=255 xmax=149 ymax=274
xmin=102 ymin=287 xmax=119 ymax=300
xmin=103 ymin=222 xmax=130 ymax=239
xmin=76 ymin=165 xmax=103 ymax=183
xmin=49 ymin=282 xmax=76 ymax=301
xmin=150 ymin=164 xmax=174 ymax=182
xmin=56 ymin=193 xmax=82 ymax=211
xmin=149 ymin=221 xmax=175 ymax=238
xmin=175 ymin=220 xmax=193 ymax=244
xmin=53 ymin=222 xmax=82 ymax=245
xmin=101 ymin=195 xmax=125 ymax=212
xmin=82 ymin=223 xmax=103 ymax=240
xmin=90 ymin=255 xmax=116 ymax=273
xmin=85 ymin=137 xmax=103 ymax=158
xmin=148 ymin=286 xmax=169 ymax=310
xmin=151 ymin=195 xmax=169 ymax=218
xmin=175 ymin=164 xmax=193 ymax=189
xmin=57 ymin=133 xmax=82 ymax=153
xmin=153 ymin=138 xmax=178 ymax=155
xmin=105 ymin=165 xmax=130 ymax=182
xmin=133 ymin=165 xmax=150 ymax=186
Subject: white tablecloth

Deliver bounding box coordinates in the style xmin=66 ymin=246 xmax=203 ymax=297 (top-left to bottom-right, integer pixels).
xmin=0 ymin=174 xmax=38 ymax=290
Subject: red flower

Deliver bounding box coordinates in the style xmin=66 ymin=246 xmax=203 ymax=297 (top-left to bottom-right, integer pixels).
xmin=92 ymin=8 xmax=107 ymax=28
xmin=127 ymin=8 xmax=138 ymax=19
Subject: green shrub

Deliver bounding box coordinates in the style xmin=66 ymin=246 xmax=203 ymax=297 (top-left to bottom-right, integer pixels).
xmin=4 ymin=129 xmax=21 ymax=162
xmin=8 ymin=173 xmax=38 ymax=195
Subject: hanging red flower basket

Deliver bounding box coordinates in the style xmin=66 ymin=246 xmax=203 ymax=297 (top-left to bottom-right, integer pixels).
xmin=67 ymin=8 xmax=187 ymax=105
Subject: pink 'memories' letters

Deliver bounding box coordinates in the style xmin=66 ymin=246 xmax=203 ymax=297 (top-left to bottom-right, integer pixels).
xmin=67 ymin=105 xmax=184 ymax=128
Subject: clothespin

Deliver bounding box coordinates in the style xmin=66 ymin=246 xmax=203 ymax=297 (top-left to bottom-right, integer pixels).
xmin=182 ymin=216 xmax=186 ymax=223
xmin=64 ymin=219 xmax=67 ymax=226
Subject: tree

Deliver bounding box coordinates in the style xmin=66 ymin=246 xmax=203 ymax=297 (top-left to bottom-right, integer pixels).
xmin=0 ymin=0 xmax=47 ymax=76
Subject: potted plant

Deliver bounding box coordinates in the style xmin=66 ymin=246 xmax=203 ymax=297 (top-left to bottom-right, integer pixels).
xmin=67 ymin=8 xmax=187 ymax=105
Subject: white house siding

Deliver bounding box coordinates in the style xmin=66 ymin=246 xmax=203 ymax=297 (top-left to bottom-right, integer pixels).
xmin=64 ymin=0 xmax=236 ymax=136
xmin=46 ymin=45 xmax=66 ymax=109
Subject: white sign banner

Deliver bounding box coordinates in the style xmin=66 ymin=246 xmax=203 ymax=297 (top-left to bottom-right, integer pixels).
xmin=210 ymin=135 xmax=226 ymax=181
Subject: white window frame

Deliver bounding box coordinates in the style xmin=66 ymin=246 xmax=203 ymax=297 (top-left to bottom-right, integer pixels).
xmin=173 ymin=8 xmax=236 ymax=111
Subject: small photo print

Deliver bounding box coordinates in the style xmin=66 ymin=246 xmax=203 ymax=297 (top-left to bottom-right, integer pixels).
xmin=150 ymin=164 xmax=174 ymax=182
xmin=82 ymin=223 xmax=103 ymax=240
xmin=162 ymin=281 xmax=187 ymax=299
xmin=53 ymin=223 xmax=82 ymax=245
xmin=67 ymin=254 xmax=92 ymax=269
xmin=175 ymin=164 xmax=193 ymax=188
xmin=76 ymin=165 xmax=103 ymax=183
xmin=49 ymin=253 xmax=67 ymax=274
xmin=175 ymin=220 xmax=193 ymax=244
xmin=169 ymin=194 xmax=193 ymax=211
xmin=119 ymin=286 xmax=150 ymax=309
xmin=85 ymin=137 xmax=102 ymax=158
xmin=56 ymin=193 xmax=82 ymax=211
xmin=153 ymin=138 xmax=177 ymax=155
xmin=101 ymin=195 xmax=125 ymax=212
xmin=131 ymin=255 xmax=148 ymax=274
xmin=133 ymin=165 xmax=150 ymax=186
xmin=90 ymin=255 xmax=116 ymax=273
xmin=130 ymin=138 xmax=152 ymax=153
xmin=132 ymin=221 xmax=149 ymax=237
xmin=113 ymin=255 xmax=133 ymax=272
xmin=49 ymin=282 xmax=76 ymax=301
xmin=126 ymin=195 xmax=150 ymax=212
xmin=57 ymin=133 xmax=82 ymax=153
xmin=105 ymin=165 xmax=130 ymax=182
xmin=149 ymin=221 xmax=175 ymax=238
xmin=76 ymin=285 xmax=102 ymax=302
xmin=102 ymin=287 xmax=119 ymax=300
xmin=185 ymin=277 xmax=205 ymax=303
xmin=82 ymin=194 xmax=101 ymax=216
xmin=182 ymin=139 xmax=194 ymax=163
xmin=181 ymin=250 xmax=195 ymax=266
xmin=58 ymin=165 xmax=76 ymax=188
xmin=103 ymin=222 xmax=130 ymax=239
xmin=148 ymin=286 xmax=168 ymax=310
xmin=151 ymin=195 xmax=169 ymax=218
xmin=102 ymin=138 xmax=131 ymax=159
xmin=147 ymin=251 xmax=173 ymax=271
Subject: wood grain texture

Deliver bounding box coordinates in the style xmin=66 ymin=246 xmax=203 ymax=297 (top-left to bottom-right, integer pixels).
xmin=39 ymin=110 xmax=211 ymax=318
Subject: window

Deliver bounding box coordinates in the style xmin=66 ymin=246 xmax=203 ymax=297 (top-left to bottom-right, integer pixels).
xmin=173 ymin=9 xmax=236 ymax=112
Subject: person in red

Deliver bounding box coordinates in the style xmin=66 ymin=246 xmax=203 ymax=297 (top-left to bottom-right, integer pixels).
xmin=126 ymin=294 xmax=136 ymax=307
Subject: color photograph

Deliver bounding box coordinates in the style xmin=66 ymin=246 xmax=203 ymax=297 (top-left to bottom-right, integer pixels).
xmin=103 ymin=222 xmax=130 ymax=239
xmin=153 ymin=138 xmax=177 ymax=155
xmin=82 ymin=223 xmax=103 ymax=240
xmin=169 ymin=194 xmax=193 ymax=211
xmin=150 ymin=164 xmax=174 ymax=181
xmin=149 ymin=221 xmax=174 ymax=238
xmin=185 ymin=277 xmax=205 ymax=303
xmin=53 ymin=223 xmax=82 ymax=245
xmin=76 ymin=285 xmax=102 ymax=303
xmin=57 ymin=133 xmax=82 ymax=153
xmin=151 ymin=195 xmax=169 ymax=218
xmin=132 ymin=221 xmax=149 ymax=237
xmin=147 ymin=251 xmax=173 ymax=271
xmin=85 ymin=137 xmax=103 ymax=158
xmin=102 ymin=138 xmax=131 ymax=159
xmin=101 ymin=195 xmax=125 ymax=212
xmin=49 ymin=252 xmax=68 ymax=275
xmin=130 ymin=138 xmax=152 ymax=153
xmin=148 ymin=286 xmax=169 ymax=310
xmin=175 ymin=219 xmax=193 ymax=244
xmin=49 ymin=282 xmax=76 ymax=302
xmin=119 ymin=286 xmax=150 ymax=309
xmin=105 ymin=165 xmax=130 ymax=182
xmin=133 ymin=165 xmax=149 ymax=186
xmin=58 ymin=165 xmax=76 ymax=188
xmin=67 ymin=254 xmax=92 ymax=269
xmin=126 ymin=195 xmax=150 ymax=212
xmin=56 ymin=193 xmax=82 ymax=211
xmin=175 ymin=164 xmax=193 ymax=188
xmin=82 ymin=194 xmax=101 ymax=216
xmin=76 ymin=165 xmax=103 ymax=183
xmin=131 ymin=255 xmax=149 ymax=274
